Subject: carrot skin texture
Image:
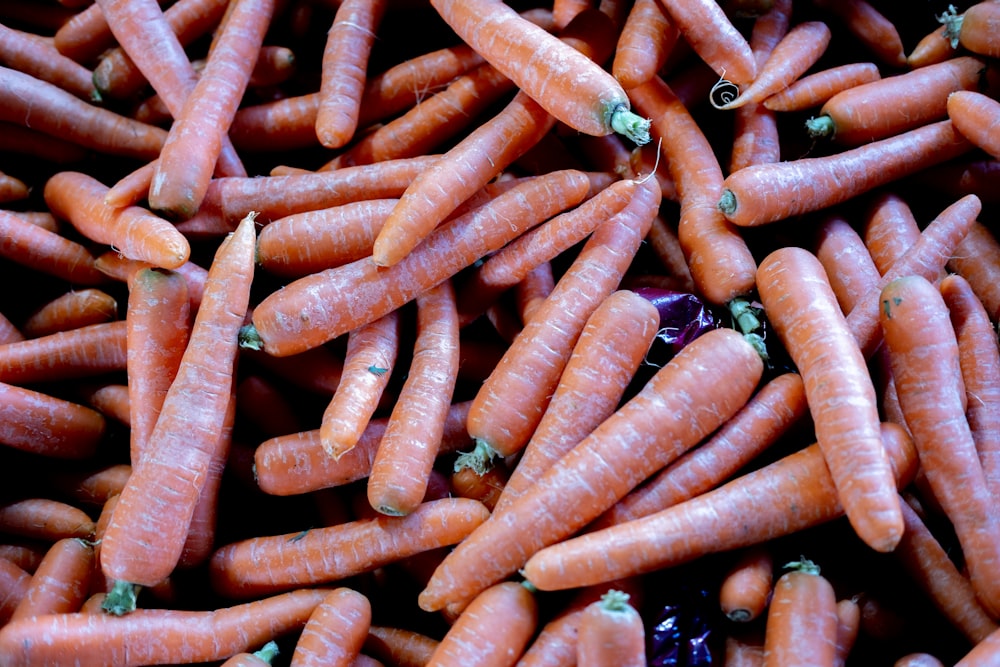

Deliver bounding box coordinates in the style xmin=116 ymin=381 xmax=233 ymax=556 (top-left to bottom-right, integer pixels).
xmin=10 ymin=537 xmax=95 ymax=620
xmin=762 ymin=62 xmax=881 ymax=112
xmin=948 ymin=90 xmax=1000 ymax=160
xmin=762 ymin=562 xmax=838 ymax=667
xmin=290 ymin=587 xmax=372 ymax=667
xmin=0 ymin=210 xmax=106 ymax=286
xmin=576 ymin=589 xmax=646 ymax=667
xmin=656 ymin=0 xmax=757 ymax=85
xmin=0 ymin=320 xmax=127 ymax=385
xmin=719 ymin=546 xmax=774 ymax=624
xmin=419 ymin=327 xmax=764 ymax=611
xmin=0 ymin=381 xmax=106 ymax=459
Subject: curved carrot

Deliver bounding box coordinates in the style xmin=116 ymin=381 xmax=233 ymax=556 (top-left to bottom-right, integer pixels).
xmin=611 ymin=0 xmax=676 ymax=90
xmin=22 ymin=288 xmax=118 ymax=339
xmin=718 ymin=120 xmax=972 ymax=227
xmin=522 ymin=422 xmax=916 ymax=592
xmin=946 ymin=220 xmax=1000 ymax=322
xmin=290 ymin=587 xmax=372 ymax=667
xmin=762 ymin=559 xmax=839 ymax=667
xmin=719 ymin=546 xmax=774 ymax=623
xmin=879 ymin=274 xmax=1000 ymax=618
xmin=0 ymin=22 xmax=97 ymax=100
xmin=0 ymin=381 xmax=106 ymax=459
xmin=656 ymin=0 xmax=757 ymax=85
xmin=208 ymin=497 xmax=490 ymax=599
xmin=0 ymin=498 xmax=95 ymax=542
xmin=811 ymin=0 xmax=905 ymax=67
xmin=419 ymin=326 xmax=763 ymax=612
xmin=948 ymin=89 xmax=1000 ymax=159
xmin=0 ymin=210 xmax=105 ymax=285
xmin=0 ymin=588 xmax=330 ymax=667
xmin=10 ymin=537 xmax=95 ymax=620
xmin=99 ymin=213 xmax=256 ymax=602
xmin=0 ymin=320 xmax=127 ymax=385
xmin=364 ymin=626 xmax=439 ymax=667
xmin=942 ymin=1 xmax=1000 ymax=59
xmin=577 ymin=589 xmax=646 ymax=667
xmin=813 ymin=214 xmax=881 ymax=314
xmin=762 ymin=61 xmax=881 ymax=112
xmin=428 ymin=0 xmax=650 ymax=143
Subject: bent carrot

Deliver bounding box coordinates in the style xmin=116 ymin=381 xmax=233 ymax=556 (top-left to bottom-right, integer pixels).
xmin=656 ymin=0 xmax=757 ymax=85
xmin=762 ymin=559 xmax=839 ymax=667
xmin=762 ymin=61 xmax=881 ymax=112
xmin=577 ymin=589 xmax=646 ymax=667
xmin=291 ymin=587 xmax=372 ymax=667
xmin=0 ymin=381 xmax=106 ymax=459
xmin=948 ymin=90 xmax=1000 ymax=160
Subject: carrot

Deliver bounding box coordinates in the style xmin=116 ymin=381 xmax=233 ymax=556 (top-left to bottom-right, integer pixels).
xmin=0 ymin=209 xmax=105 ymax=286
xmin=523 ymin=422 xmax=916 ymax=593
xmin=367 ymin=280 xmax=459 ymax=516
xmin=811 ymin=0 xmax=906 ymax=67
xmin=879 ymin=274 xmax=1000 ymax=618
xmin=243 ymin=169 xmax=593 ymax=357
xmin=0 ymin=588 xmax=330 ymax=667
xmin=0 ymin=171 xmax=29 ymax=204
xmin=591 ymin=371 xmax=808 ymax=529
xmin=49 ymin=463 xmax=132 ymax=507
xmin=419 ymin=326 xmax=763 ymax=612
xmin=463 ymin=177 xmax=660 ymax=462
xmin=0 ymin=544 xmax=45 ymax=574
xmin=98 ymin=213 xmax=256 ymax=606
xmin=894 ymin=494 xmax=999 ymax=644
xmin=428 ymin=0 xmax=650 ymax=144
xmin=425 ymin=581 xmax=537 ymax=667
xmin=52 ymin=0 xmax=118 ymax=64
xmin=762 ymin=559 xmax=839 ymax=667
xmin=656 ymin=0 xmax=757 ymax=85
xmin=715 ymin=20 xmax=831 ymax=110
xmin=717 ymin=120 xmax=973 ymax=227
xmin=724 ymin=631 xmax=766 ymax=667
xmin=290 ymin=587 xmax=372 ymax=667
xmin=757 ymin=245 xmax=903 ymax=552
xmin=947 ymin=220 xmax=1000 ymax=322
xmin=611 ymin=0 xmax=677 ymax=90
xmin=0 ymin=320 xmax=127 ymax=385
xmin=805 ymin=56 xmax=989 ymax=145
xmin=833 ymin=596 xmax=861 ymax=667
xmin=577 ymin=589 xmax=646 ymax=667
xmin=762 ymin=62 xmax=881 ymax=112
xmin=220 ymin=641 xmax=280 ymax=667
xmin=491 ymin=289 xmax=659 ymax=512
xmin=719 ymin=546 xmax=774 ymax=623
xmin=908 ymin=17 xmax=956 ymax=69
xmin=94 ymin=252 xmax=208 ymax=313
xmin=0 ymin=22 xmax=97 ymax=101
xmin=10 ymin=537 xmax=95 ymax=620
xmin=0 ymin=557 xmax=31 ymax=625
xmin=948 ymin=89 xmax=1000 ymax=160
xmin=21 ymin=288 xmax=118 ymax=339
xmin=813 ymin=214 xmax=882 ymax=314
xmin=941 ymin=1 xmax=1000 ymax=59
xmin=0 ymin=498 xmax=95 ymax=542
xmin=0 ymin=66 xmax=166 ymax=160
xmin=630 ymin=74 xmax=757 ymax=307
xmin=208 ymin=497 xmax=490 ymax=599
xmin=148 ymin=0 xmax=274 ymax=219
xmin=315 ymin=0 xmax=387 ymax=149
xmin=0 ymin=381 xmax=106 ymax=459
xmin=364 ymin=626 xmax=439 ymax=667
xmin=954 ymin=626 xmax=1000 ymax=667
xmin=862 ymin=192 xmax=921 ymax=275
xmin=0 ymin=311 xmax=23 ymax=346
xmin=43 ymin=171 xmax=191 ymax=270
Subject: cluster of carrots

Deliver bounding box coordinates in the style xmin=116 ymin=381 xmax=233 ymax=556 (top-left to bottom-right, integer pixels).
xmin=3 ymin=0 xmax=1000 ymax=664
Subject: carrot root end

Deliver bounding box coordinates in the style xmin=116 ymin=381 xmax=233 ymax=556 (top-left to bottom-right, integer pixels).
xmin=609 ymin=105 xmax=652 ymax=146
xmin=101 ymin=579 xmax=141 ymax=616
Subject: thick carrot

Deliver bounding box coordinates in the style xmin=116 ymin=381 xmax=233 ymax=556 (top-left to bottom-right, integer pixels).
xmin=463 ymin=177 xmax=660 ymax=462
xmin=942 ymin=1 xmax=1000 ymax=59
xmin=319 ymin=311 xmax=400 ymax=460
xmin=315 ymin=0 xmax=387 ymax=148
xmin=290 ymin=587 xmax=372 ymax=667
xmin=656 ymin=0 xmax=757 ymax=85
xmin=0 ymin=209 xmax=105 ymax=286
xmin=0 ymin=320 xmax=127 ymax=385
xmin=762 ymin=559 xmax=839 ymax=667
xmin=0 ymin=588 xmax=330 ymax=667
xmin=0 ymin=22 xmax=97 ymax=100
xmin=148 ymin=0 xmax=274 ymax=219
xmin=367 ymin=280 xmax=459 ymax=516
xmin=44 ymin=171 xmax=191 ymax=270
xmin=948 ymin=89 xmax=1000 ymax=159
xmin=719 ymin=546 xmax=774 ymax=623
xmin=10 ymin=537 xmax=95 ymax=620
xmin=419 ymin=327 xmax=763 ymax=612
xmin=22 ymin=288 xmax=118 ymax=339
xmin=208 ymin=497 xmax=490 ymax=598
xmin=428 ymin=0 xmax=650 ymax=143
xmin=99 ymin=214 xmax=256 ymax=600
xmin=762 ymin=61 xmax=881 ymax=112
xmin=577 ymin=589 xmax=646 ymax=667
xmin=879 ymin=274 xmax=1000 ymax=618
xmin=0 ymin=498 xmax=95 ymax=542
xmin=364 ymin=626 xmax=439 ymax=667
xmin=611 ymin=0 xmax=676 ymax=90
xmin=521 ymin=422 xmax=916 ymax=592
xmin=811 ymin=0 xmax=906 ymax=67
xmin=244 ymin=169 xmax=593 ymax=357
xmin=0 ymin=381 xmax=106 ymax=459
xmin=862 ymin=192 xmax=921 ymax=275
xmin=718 ymin=120 xmax=973 ymax=227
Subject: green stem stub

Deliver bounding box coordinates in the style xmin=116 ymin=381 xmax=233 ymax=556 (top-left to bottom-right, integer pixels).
xmin=608 ymin=103 xmax=652 ymax=146
xmin=238 ymin=323 xmax=264 ymax=351
xmin=805 ymin=114 xmax=836 ymax=140
xmin=101 ymin=580 xmax=140 ymax=616
xmin=454 ymin=439 xmax=500 ymax=475
xmin=599 ymin=588 xmax=633 ymax=612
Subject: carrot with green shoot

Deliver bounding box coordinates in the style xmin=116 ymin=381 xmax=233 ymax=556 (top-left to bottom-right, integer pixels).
xmin=577 ymin=589 xmax=646 ymax=667
xmin=940 ymin=1 xmax=1000 ymax=58
xmin=762 ymin=558 xmax=839 ymax=667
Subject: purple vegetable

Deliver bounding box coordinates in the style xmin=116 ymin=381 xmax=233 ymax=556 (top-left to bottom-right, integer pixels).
xmin=633 ymin=287 xmax=718 ymax=362
xmin=646 ymin=584 xmax=717 ymax=667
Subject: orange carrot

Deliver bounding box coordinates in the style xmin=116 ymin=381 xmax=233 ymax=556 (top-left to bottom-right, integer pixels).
xmin=941 ymin=1 xmax=1000 ymax=59
xmin=21 ymin=288 xmax=118 ymax=339
xmin=315 ymin=0 xmax=387 ymax=148
xmin=291 ymin=587 xmax=372 ymax=667
xmin=364 ymin=626 xmax=439 ymax=667
xmin=10 ymin=537 xmax=95 ymax=620
xmin=611 ymin=0 xmax=677 ymax=90
xmin=0 ymin=320 xmax=127 ymax=385
xmin=946 ymin=220 xmax=1000 ymax=322
xmin=49 ymin=463 xmax=132 ymax=508
xmin=954 ymin=626 xmax=1000 ymax=666
xmin=762 ymin=559 xmax=839 ymax=667
xmin=811 ymin=0 xmax=906 ymax=67
xmin=656 ymin=0 xmax=757 ymax=85
xmin=419 ymin=326 xmax=763 ymax=611
xmin=0 ymin=498 xmax=95 ymax=542
xmin=0 ymin=557 xmax=31 ymax=625
xmin=813 ymin=214 xmax=881 ymax=314
xmin=0 ymin=381 xmax=106 ymax=459
xmin=521 ymin=423 xmax=916 ymax=592
xmin=948 ymin=89 xmax=1000 ymax=159
xmin=719 ymin=546 xmax=775 ymax=623
xmin=0 ymin=22 xmax=97 ymax=101
xmin=862 ymin=192 xmax=921 ymax=275
xmin=762 ymin=62 xmax=881 ymax=112
xmin=0 ymin=588 xmax=330 ymax=667
xmin=52 ymin=1 xmax=118 ymax=64
xmin=99 ymin=214 xmax=256 ymax=605
xmin=0 ymin=209 xmax=105 ymax=286
xmin=208 ymin=497 xmax=490 ymax=598
xmin=367 ymin=280 xmax=459 ymax=516
xmin=577 ymin=589 xmax=646 ymax=667
xmin=219 ymin=641 xmax=280 ymax=667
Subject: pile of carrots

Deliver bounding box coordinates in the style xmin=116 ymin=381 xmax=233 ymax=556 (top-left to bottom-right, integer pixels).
xmin=2 ymin=0 xmax=1000 ymax=664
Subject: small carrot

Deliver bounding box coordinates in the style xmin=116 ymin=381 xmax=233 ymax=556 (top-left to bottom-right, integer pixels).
xmin=811 ymin=0 xmax=906 ymax=67
xmin=941 ymin=1 xmax=1000 ymax=59
xmin=0 ymin=588 xmax=330 ymax=667
xmin=290 ymin=587 xmax=372 ymax=667
xmin=656 ymin=0 xmax=757 ymax=85
xmin=52 ymin=1 xmax=117 ymax=64
xmin=862 ymin=192 xmax=922 ymax=275
xmin=762 ymin=62 xmax=881 ymax=112
xmin=577 ymin=589 xmax=646 ymax=667
xmin=10 ymin=537 xmax=95 ymax=620
xmin=364 ymin=626 xmax=439 ymax=667
xmin=0 ymin=381 xmax=106 ymax=459
xmin=419 ymin=326 xmax=763 ymax=612
xmin=0 ymin=320 xmax=127 ymax=385
xmin=762 ymin=559 xmax=839 ymax=667
xmin=611 ymin=0 xmax=677 ymax=90
xmin=21 ymin=288 xmax=118 ymax=339
xmin=428 ymin=0 xmax=650 ymax=144
xmin=0 ymin=498 xmax=95 ymax=542
xmin=521 ymin=423 xmax=916 ymax=592
xmin=208 ymin=497 xmax=490 ymax=599
xmin=0 ymin=209 xmax=105 ymax=286
xmin=719 ymin=546 xmax=775 ymax=623
xmin=718 ymin=120 xmax=973 ymax=227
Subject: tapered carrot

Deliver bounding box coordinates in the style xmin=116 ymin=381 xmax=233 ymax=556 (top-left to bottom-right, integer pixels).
xmin=428 ymin=0 xmax=650 ymax=143
xmin=364 ymin=626 xmax=439 ymax=667
xmin=805 ymin=56 xmax=989 ymax=145
xmin=577 ymin=589 xmax=646 ymax=667
xmin=244 ymin=169 xmax=593 ymax=357
xmin=762 ymin=62 xmax=881 ymax=112
xmin=209 ymin=497 xmax=490 ymax=598
xmin=611 ymin=0 xmax=677 ymax=90
xmin=10 ymin=537 xmax=95 ymax=620
xmin=0 ymin=557 xmax=30 ymax=625
xmin=367 ymin=280 xmax=459 ymax=516
xmin=463 ymin=177 xmax=660 ymax=462
xmin=43 ymin=171 xmax=191 ymax=270
xmin=813 ymin=214 xmax=881 ymax=314
xmin=862 ymin=192 xmax=921 ymax=275
xmin=52 ymin=0 xmax=118 ymax=64
xmin=315 ymin=0 xmax=386 ymax=148
xmin=948 ymin=90 xmax=1000 ymax=160
xmin=756 ymin=246 xmax=903 ymax=553
xmin=720 ymin=546 xmax=774 ymax=623
xmin=718 ymin=120 xmax=973 ymax=226
xmin=879 ymin=274 xmax=1000 ymax=618
xmin=762 ymin=559 xmax=839 ymax=667
xmin=947 ymin=220 xmax=1000 ymax=322
xmin=630 ymin=74 xmax=757 ymax=306
xmin=290 ymin=587 xmax=372 ymax=667
xmin=0 ymin=381 xmax=106 ymax=459
xmin=0 ymin=209 xmax=105 ymax=286
xmin=0 ymin=22 xmax=97 ymax=100
xmin=0 ymin=588 xmax=330 ymax=667
xmin=522 ymin=422 xmax=916 ymax=592
xmin=99 ymin=213 xmax=256 ymax=603
xmin=656 ymin=0 xmax=757 ymax=85
xmin=0 ymin=66 xmax=166 ymax=160
xmin=426 ymin=581 xmax=537 ymax=667
xmin=22 ymin=288 xmax=118 ymax=339
xmin=148 ymin=0 xmax=274 ymax=219
xmin=0 ymin=498 xmax=95 ymax=542
xmin=941 ymin=1 xmax=1000 ymax=58
xmin=811 ymin=0 xmax=906 ymax=67
xmin=419 ymin=327 xmax=763 ymax=612
xmin=0 ymin=320 xmax=127 ymax=385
